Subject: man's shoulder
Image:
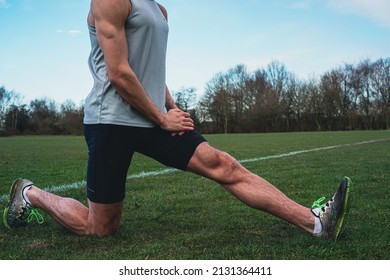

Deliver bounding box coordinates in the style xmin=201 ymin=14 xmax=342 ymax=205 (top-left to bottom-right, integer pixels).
xmin=90 ymin=0 xmax=131 ymax=22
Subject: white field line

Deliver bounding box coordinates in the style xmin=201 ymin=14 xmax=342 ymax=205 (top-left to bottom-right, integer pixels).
xmin=0 ymin=138 xmax=388 ymax=203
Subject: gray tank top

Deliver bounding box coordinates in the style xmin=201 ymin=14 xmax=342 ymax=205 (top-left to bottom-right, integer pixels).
xmin=84 ymin=0 xmax=169 ymax=127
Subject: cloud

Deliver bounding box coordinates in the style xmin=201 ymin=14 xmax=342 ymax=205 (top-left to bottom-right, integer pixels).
xmin=68 ymin=30 xmax=82 ymax=36
xmin=327 ymin=0 xmax=390 ymax=27
xmin=57 ymin=29 xmax=82 ymax=36
xmin=0 ymin=0 xmax=10 ymax=8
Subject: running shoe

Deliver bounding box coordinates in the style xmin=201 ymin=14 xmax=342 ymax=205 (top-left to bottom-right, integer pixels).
xmin=3 ymin=178 xmax=44 ymax=229
xmin=311 ymin=176 xmax=351 ymax=240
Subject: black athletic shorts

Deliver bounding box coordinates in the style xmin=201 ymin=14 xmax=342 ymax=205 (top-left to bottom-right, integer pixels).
xmin=84 ymin=124 xmax=207 ymax=204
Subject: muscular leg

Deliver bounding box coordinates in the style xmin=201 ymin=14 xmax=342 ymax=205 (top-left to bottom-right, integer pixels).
xmin=187 ymin=142 xmax=314 ymax=233
xmin=27 ymin=186 xmax=123 ymax=236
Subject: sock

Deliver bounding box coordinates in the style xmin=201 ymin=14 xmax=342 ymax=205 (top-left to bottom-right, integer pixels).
xmin=312 ymin=209 xmax=322 ymax=235
xmin=22 ymin=186 xmax=33 ymax=206
xmin=313 ymin=217 xmax=322 ymax=235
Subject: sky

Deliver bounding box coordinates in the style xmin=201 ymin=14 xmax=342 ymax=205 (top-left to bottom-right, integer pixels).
xmin=1 ymin=0 xmax=389 ymax=105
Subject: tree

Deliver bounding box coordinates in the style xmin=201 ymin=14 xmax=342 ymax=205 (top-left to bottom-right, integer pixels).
xmin=29 ymin=98 xmax=60 ymax=134
xmin=200 ymin=72 xmax=232 ymax=133
xmin=4 ymin=104 xmax=30 ymax=134
xmin=371 ymin=58 xmax=390 ymax=129
xmin=320 ymin=69 xmax=344 ymax=130
xmin=353 ymin=60 xmax=375 ymax=129
xmin=293 ymin=79 xmax=311 ymax=131
xmin=248 ymin=68 xmax=277 ymax=132
xmin=225 ymin=65 xmax=251 ymax=132
xmin=264 ymin=61 xmax=289 ymax=131
xmin=304 ymin=77 xmax=324 ymax=131
xmin=173 ymin=87 xmax=197 ymax=112
xmin=281 ymin=73 xmax=300 ymax=131
xmin=0 ymin=86 xmax=23 ymax=133
xmin=58 ymin=100 xmax=84 ymax=135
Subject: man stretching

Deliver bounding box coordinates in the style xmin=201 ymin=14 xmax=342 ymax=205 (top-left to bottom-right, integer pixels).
xmin=4 ymin=0 xmax=351 ymax=239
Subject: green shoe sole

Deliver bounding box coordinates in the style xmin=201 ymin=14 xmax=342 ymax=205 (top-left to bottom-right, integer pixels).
xmin=334 ymin=177 xmax=352 ymax=240
xmin=3 ymin=179 xmax=22 ymax=229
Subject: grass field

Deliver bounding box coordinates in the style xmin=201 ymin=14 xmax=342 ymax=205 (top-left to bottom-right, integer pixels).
xmin=0 ymin=131 xmax=389 ymax=260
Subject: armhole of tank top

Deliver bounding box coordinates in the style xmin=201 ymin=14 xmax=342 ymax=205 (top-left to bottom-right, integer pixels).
xmin=156 ymin=3 xmax=167 ymax=21
xmin=128 ymin=0 xmax=135 ymax=18
xmin=87 ymin=22 xmax=95 ymax=31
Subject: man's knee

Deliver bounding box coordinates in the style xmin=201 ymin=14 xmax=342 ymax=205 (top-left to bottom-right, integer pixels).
xmin=85 ymin=216 xmax=121 ymax=236
xmin=86 ymin=200 xmax=123 ymax=236
xmin=189 ymin=143 xmax=246 ymax=184
xmin=90 ymin=222 xmax=119 ymax=236
xmin=207 ymin=150 xmax=245 ymax=183
xmin=217 ymin=151 xmax=240 ymax=170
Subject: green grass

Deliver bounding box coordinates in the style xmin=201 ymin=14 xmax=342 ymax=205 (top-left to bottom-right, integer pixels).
xmin=0 ymin=131 xmax=389 ymax=260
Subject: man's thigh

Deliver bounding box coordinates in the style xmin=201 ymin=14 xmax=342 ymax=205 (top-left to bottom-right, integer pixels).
xmin=136 ymin=127 xmax=207 ymax=171
xmin=84 ymin=124 xmax=135 ymax=204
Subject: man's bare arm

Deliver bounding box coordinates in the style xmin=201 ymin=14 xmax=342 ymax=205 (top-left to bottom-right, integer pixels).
xmin=90 ymin=0 xmax=193 ymax=132
xmin=165 ymin=86 xmax=178 ymax=111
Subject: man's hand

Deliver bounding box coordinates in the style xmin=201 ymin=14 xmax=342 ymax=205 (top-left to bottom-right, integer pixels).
xmin=160 ymin=108 xmax=194 ymax=136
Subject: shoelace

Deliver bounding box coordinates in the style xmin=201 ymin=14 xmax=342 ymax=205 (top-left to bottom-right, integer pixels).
xmin=312 ymin=197 xmax=326 ymax=212
xmin=26 ymin=207 xmax=45 ymax=224
xmin=312 ymin=196 xmax=326 ymax=208
xmin=312 ymin=196 xmax=334 ymax=214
